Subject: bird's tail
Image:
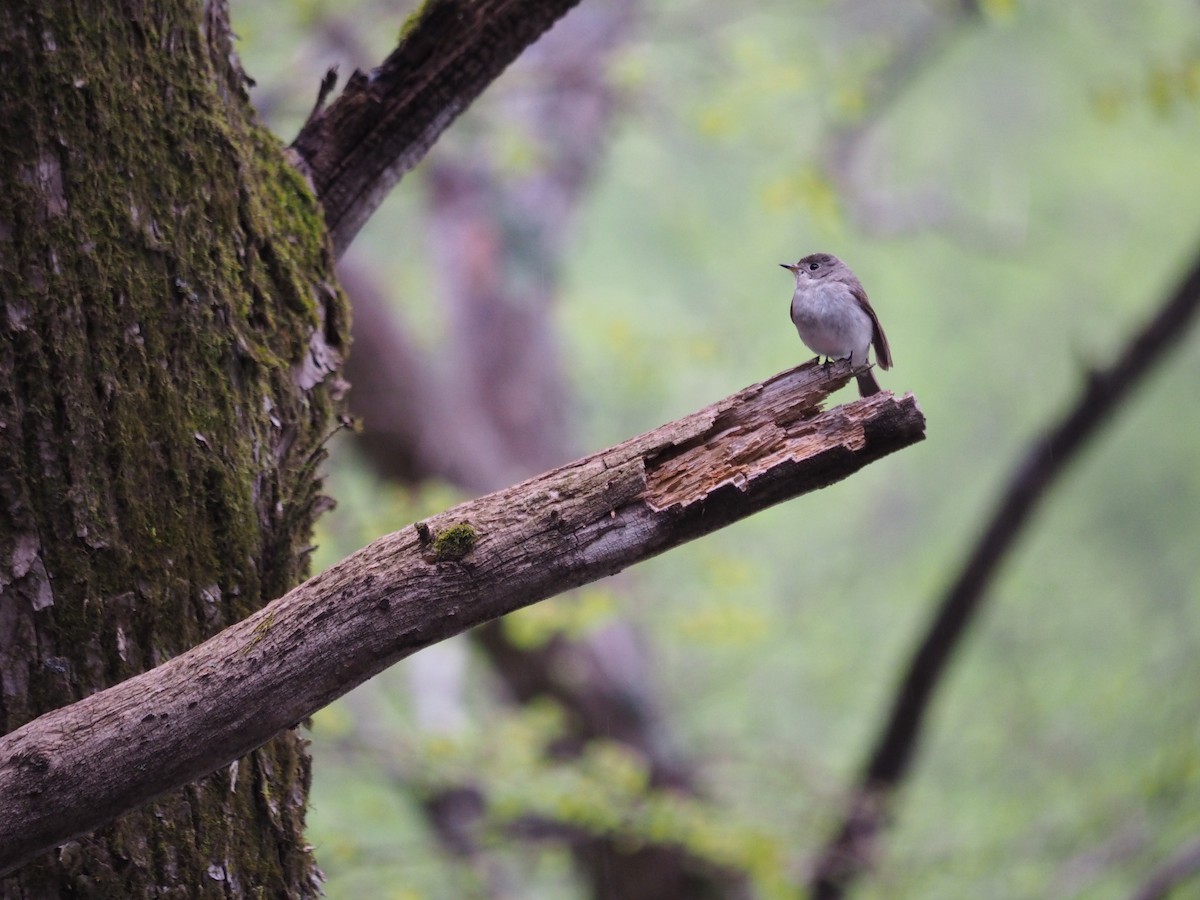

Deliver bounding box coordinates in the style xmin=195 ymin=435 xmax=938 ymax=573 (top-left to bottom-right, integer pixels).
xmin=856 ymin=369 xmax=882 ymax=397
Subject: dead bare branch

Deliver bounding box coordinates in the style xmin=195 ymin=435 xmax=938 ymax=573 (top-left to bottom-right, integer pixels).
xmin=0 ymin=362 xmax=923 ymax=877
xmin=290 ymin=0 xmax=583 ymax=257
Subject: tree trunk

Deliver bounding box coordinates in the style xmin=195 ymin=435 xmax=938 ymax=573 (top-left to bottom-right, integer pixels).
xmin=0 ymin=1 xmax=346 ymax=895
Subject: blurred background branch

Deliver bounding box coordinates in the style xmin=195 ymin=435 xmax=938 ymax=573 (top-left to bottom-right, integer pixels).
xmin=1129 ymin=834 xmax=1200 ymax=900
xmin=811 ymin=246 xmax=1200 ymax=898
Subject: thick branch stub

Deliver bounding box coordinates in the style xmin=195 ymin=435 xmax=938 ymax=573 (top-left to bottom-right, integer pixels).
xmin=0 ymin=360 xmax=924 ymax=876
xmin=290 ymin=0 xmax=584 ymax=257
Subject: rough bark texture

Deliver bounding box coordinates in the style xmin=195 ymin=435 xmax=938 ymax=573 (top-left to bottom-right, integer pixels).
xmin=0 ymin=0 xmax=346 ymax=895
xmin=291 ymin=0 xmax=585 ymax=257
xmin=0 ymin=362 xmax=926 ymax=877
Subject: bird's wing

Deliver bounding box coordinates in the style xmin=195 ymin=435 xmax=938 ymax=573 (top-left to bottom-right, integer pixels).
xmin=852 ymin=284 xmax=892 ymax=370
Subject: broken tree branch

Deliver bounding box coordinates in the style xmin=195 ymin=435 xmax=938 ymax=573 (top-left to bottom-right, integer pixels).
xmin=0 ymin=361 xmax=923 ymax=877
xmin=290 ymin=0 xmax=583 ymax=257
xmin=810 ymin=247 xmax=1200 ymax=899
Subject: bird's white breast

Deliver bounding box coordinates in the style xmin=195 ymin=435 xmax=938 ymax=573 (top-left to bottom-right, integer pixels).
xmin=790 ymin=281 xmax=874 ymax=362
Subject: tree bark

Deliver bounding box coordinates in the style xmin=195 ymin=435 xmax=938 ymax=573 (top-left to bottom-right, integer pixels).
xmin=291 ymin=0 xmax=585 ymax=257
xmin=0 ymin=362 xmax=926 ymax=877
xmin=0 ymin=0 xmax=346 ymax=894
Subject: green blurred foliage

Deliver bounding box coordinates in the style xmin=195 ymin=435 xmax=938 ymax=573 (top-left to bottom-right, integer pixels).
xmin=236 ymin=0 xmax=1200 ymax=896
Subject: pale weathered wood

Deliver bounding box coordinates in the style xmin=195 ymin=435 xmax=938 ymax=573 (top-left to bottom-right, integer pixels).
xmin=0 ymin=360 xmax=924 ymax=876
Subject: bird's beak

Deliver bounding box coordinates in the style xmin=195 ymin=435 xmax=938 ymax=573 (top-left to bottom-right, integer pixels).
xmin=780 ymin=263 xmax=798 ymax=272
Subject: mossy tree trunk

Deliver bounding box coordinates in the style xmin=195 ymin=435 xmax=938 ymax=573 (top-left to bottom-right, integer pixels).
xmin=0 ymin=1 xmax=346 ymax=895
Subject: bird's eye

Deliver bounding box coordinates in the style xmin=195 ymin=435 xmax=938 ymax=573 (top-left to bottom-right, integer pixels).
xmin=808 ymin=262 xmax=820 ymax=271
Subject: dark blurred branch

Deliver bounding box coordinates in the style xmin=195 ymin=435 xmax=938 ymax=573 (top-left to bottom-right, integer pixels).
xmin=1130 ymin=835 xmax=1200 ymax=900
xmin=809 ymin=251 xmax=1200 ymax=899
xmin=290 ymin=0 xmax=583 ymax=257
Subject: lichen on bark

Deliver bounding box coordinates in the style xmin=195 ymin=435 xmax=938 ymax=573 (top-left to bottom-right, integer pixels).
xmin=0 ymin=0 xmax=346 ymax=895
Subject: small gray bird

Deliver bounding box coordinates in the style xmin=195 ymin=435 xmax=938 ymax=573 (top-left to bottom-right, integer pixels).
xmin=781 ymin=252 xmax=892 ymax=397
